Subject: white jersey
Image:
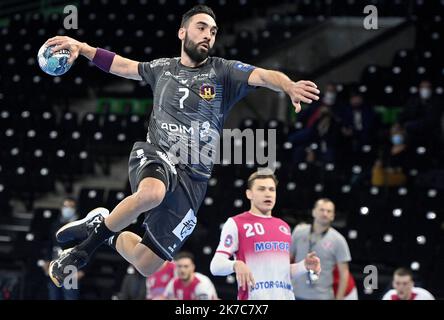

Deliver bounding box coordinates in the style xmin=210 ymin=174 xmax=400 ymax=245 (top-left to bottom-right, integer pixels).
xmin=382 ymin=287 xmax=435 ymax=300
xmin=215 ymin=211 xmax=294 ymax=300
xmin=164 ymin=272 xmax=218 ymax=300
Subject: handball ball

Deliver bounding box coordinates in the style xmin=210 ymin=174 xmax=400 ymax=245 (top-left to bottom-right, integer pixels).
xmin=37 ymin=44 xmax=72 ymax=76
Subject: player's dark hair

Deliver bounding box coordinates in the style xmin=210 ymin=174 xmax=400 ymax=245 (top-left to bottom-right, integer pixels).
xmin=394 ymin=268 xmax=414 ymax=279
xmin=181 ymin=5 xmax=216 ymax=27
xmin=247 ymin=170 xmax=278 ymax=190
xmin=174 ymin=251 xmax=195 ymax=262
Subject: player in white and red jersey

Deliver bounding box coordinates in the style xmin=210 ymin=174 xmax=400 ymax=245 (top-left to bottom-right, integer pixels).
xmin=163 ymin=251 xmax=218 ymax=300
xmin=146 ymin=261 xmax=176 ymax=300
xmin=382 ymin=268 xmax=435 ymax=300
xmin=210 ymin=170 xmax=321 ymax=300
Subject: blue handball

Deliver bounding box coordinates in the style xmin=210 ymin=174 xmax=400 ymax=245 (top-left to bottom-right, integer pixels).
xmin=37 ymin=44 xmax=72 ymax=76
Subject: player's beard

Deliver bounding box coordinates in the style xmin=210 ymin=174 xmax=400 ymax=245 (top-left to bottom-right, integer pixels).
xmin=184 ymin=33 xmax=210 ymax=64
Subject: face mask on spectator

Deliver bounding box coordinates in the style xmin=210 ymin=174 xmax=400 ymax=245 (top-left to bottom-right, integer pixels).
xmin=419 ymin=88 xmax=432 ymax=100
xmin=61 ymin=206 xmax=75 ymax=220
xmin=323 ymin=92 xmax=336 ymax=106
xmin=391 ymin=134 xmax=404 ymax=145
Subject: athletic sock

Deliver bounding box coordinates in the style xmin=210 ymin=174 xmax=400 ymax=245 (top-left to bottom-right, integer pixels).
xmin=107 ymin=232 xmax=122 ymax=251
xmin=77 ymin=221 xmax=115 ymax=255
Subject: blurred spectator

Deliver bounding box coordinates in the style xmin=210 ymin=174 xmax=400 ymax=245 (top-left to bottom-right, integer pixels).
xmin=338 ymin=91 xmax=379 ymax=152
xmin=146 ymin=261 xmax=176 ymax=300
xmin=322 ymin=83 xmax=339 ymax=107
xmin=289 ymin=85 xmax=343 ymax=164
xmin=382 ymin=268 xmax=435 ymax=300
xmin=41 ymin=197 xmax=84 ymax=300
xmin=371 ymin=123 xmax=408 ymax=186
xmin=113 ymin=266 xmax=146 ymax=300
xmin=399 ymin=80 xmax=442 ymax=146
xmin=387 ymin=123 xmax=408 ymax=168
xmin=289 ymin=103 xmax=342 ymax=163
xmin=163 ymin=252 xmax=218 ymax=300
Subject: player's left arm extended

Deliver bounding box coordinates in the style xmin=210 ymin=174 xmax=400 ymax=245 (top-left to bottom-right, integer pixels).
xmin=248 ymin=68 xmax=320 ymax=113
xmin=336 ymin=262 xmax=350 ymax=300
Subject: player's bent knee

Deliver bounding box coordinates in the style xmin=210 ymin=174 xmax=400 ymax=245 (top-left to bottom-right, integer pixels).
xmin=134 ymin=180 xmax=166 ymax=212
xmin=135 ymin=189 xmax=164 ymax=211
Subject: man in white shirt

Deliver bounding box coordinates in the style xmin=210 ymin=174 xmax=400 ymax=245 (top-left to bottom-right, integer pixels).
xmin=382 ymin=268 xmax=435 ymax=300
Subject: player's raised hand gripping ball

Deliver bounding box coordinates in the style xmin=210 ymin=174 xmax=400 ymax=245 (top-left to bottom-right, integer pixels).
xmin=37 ymin=44 xmax=72 ymax=76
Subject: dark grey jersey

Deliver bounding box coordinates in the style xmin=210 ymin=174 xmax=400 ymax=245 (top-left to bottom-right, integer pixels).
xmin=138 ymin=57 xmax=256 ymax=180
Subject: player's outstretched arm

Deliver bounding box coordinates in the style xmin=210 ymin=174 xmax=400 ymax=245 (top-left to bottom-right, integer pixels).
xmin=248 ymin=67 xmax=320 ymax=113
xmin=44 ymin=36 xmax=142 ymax=80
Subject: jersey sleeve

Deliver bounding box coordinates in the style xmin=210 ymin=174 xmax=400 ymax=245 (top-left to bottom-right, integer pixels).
xmin=215 ymin=217 xmax=239 ymax=257
xmin=138 ymin=58 xmax=170 ymax=89
xmin=334 ymin=234 xmax=352 ymax=263
xmin=195 ymin=275 xmax=218 ymax=300
xmin=218 ymin=59 xmax=257 ymax=112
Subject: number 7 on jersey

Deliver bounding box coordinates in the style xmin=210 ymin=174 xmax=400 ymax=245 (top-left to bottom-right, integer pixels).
xmin=178 ymin=87 xmax=189 ymax=109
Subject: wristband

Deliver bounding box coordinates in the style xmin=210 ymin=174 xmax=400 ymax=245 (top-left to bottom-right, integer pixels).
xmin=92 ymin=48 xmax=116 ymax=72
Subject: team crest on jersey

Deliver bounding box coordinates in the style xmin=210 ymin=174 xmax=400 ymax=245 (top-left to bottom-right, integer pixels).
xmin=199 ymin=84 xmax=216 ymax=101
xmin=224 ymin=234 xmax=233 ymax=247
xmin=279 ymin=225 xmax=290 ymax=235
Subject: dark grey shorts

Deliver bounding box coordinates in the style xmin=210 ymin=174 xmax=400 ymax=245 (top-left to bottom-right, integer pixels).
xmin=128 ymin=141 xmax=208 ymax=261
